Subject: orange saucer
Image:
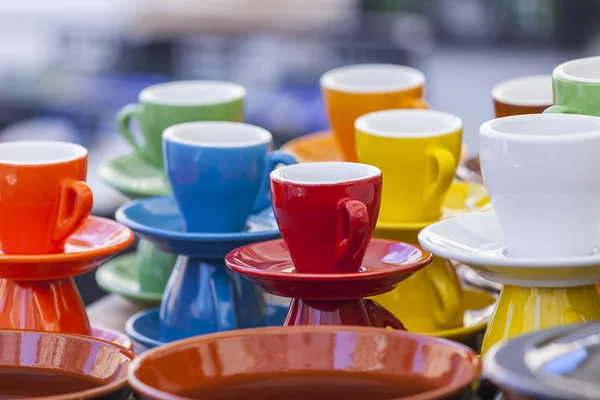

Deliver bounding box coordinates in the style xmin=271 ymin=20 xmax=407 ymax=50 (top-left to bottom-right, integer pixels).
xmin=281 ymin=130 xmax=469 ymax=163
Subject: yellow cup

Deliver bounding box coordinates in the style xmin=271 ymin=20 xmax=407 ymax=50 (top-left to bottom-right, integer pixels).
xmin=356 ymin=109 xmax=462 ymax=223
xmin=320 ymin=64 xmax=429 ymax=162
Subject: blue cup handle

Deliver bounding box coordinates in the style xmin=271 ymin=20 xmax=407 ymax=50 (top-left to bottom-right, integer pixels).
xmin=252 ymin=151 xmax=297 ymax=214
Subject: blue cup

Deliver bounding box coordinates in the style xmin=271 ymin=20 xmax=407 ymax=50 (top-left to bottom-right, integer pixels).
xmin=163 ymin=121 xmax=296 ymax=233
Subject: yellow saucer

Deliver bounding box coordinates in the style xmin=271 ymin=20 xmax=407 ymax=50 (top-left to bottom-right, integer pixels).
xmin=281 ymin=130 xmax=469 ymax=164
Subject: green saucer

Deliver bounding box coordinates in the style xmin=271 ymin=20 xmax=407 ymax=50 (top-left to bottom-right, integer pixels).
xmin=96 ymin=253 xmax=163 ymax=307
xmin=99 ymin=153 xmax=170 ymax=198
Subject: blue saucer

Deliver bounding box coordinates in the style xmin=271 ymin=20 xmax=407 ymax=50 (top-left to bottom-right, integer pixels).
xmin=115 ymin=196 xmax=279 ymax=258
xmin=126 ymin=303 xmax=289 ymax=350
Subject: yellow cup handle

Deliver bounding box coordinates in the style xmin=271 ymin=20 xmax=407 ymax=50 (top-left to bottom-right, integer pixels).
xmin=404 ymin=97 xmax=430 ymax=110
xmin=425 ymin=260 xmax=463 ymax=327
xmin=564 ymin=307 xmax=586 ymax=324
xmin=423 ymin=148 xmax=457 ymax=205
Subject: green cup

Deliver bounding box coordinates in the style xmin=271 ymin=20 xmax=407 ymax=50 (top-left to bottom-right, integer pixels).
xmin=118 ymin=80 xmax=245 ymax=168
xmin=545 ymin=56 xmax=600 ymax=115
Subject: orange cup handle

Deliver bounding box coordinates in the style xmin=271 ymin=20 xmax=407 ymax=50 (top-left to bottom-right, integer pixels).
xmin=365 ymin=299 xmax=406 ymax=330
xmin=404 ymin=97 xmax=430 ymax=109
xmin=333 ymin=199 xmax=370 ymax=267
xmin=52 ymin=180 xmax=94 ymax=244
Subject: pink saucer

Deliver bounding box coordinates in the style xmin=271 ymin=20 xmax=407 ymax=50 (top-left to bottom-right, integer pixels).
xmin=225 ymin=238 xmax=432 ymax=300
xmin=0 ymin=216 xmax=134 ymax=280
xmin=92 ymin=326 xmax=134 ymax=351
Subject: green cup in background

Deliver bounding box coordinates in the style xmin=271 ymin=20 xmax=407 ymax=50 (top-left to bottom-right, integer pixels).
xmin=545 ymin=56 xmax=600 ymax=116
xmin=118 ymin=80 xmax=245 ymax=168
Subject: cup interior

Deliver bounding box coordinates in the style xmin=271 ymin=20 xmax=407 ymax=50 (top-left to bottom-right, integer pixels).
xmin=129 ymin=326 xmax=480 ymax=400
xmin=0 ymin=330 xmax=133 ymax=399
xmin=0 ymin=141 xmax=87 ymax=165
xmin=140 ymin=80 xmax=246 ymax=105
xmin=481 ymin=114 xmax=600 ymax=139
xmin=163 ymin=121 xmax=272 ymax=148
xmin=355 ymin=109 xmax=462 ymax=138
xmin=271 ymin=162 xmax=380 ymax=185
xmin=320 ymin=64 xmax=425 ymax=93
xmin=554 ymin=57 xmax=600 ymax=83
xmin=491 ymin=75 xmax=553 ymax=106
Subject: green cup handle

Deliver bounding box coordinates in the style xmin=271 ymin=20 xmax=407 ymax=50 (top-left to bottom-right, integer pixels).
xmin=118 ymin=103 xmax=143 ymax=152
xmin=543 ymin=105 xmax=582 ymax=114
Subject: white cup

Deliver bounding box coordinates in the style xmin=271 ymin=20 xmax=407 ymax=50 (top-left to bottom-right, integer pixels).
xmin=480 ymin=113 xmax=600 ymax=258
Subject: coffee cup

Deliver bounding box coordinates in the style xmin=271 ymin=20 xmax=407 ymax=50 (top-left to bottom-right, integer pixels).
xmin=163 ymin=121 xmax=296 ymax=233
xmin=270 ymin=162 xmax=382 ymax=273
xmin=356 ymin=109 xmax=462 ymax=223
xmin=118 ymin=80 xmax=245 ymax=168
xmin=0 ymin=141 xmax=93 ymax=255
xmin=480 ymin=113 xmax=600 ymax=257
xmin=320 ymin=64 xmax=429 ymax=162
xmin=492 ymin=75 xmax=553 ymax=117
xmin=545 ymin=57 xmax=600 ymax=116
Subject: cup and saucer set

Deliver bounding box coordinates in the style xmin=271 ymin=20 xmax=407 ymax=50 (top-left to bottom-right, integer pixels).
xmin=0 ymin=140 xmax=135 ymax=350
xmin=97 ymin=81 xmax=247 ymax=307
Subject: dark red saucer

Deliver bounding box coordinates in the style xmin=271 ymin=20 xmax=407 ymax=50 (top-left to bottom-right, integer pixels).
xmin=225 ymin=238 xmax=432 ymax=300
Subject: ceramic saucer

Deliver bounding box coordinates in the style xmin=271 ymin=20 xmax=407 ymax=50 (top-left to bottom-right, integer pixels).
xmin=225 ymin=238 xmax=432 ymax=300
xmin=96 ymin=253 xmax=163 ymax=307
xmin=126 ymin=304 xmax=289 ymax=350
xmin=91 ymin=326 xmax=134 ymax=351
xmin=99 ymin=153 xmax=170 ymax=199
xmin=418 ymin=211 xmax=600 ymax=287
xmin=0 ymin=216 xmax=134 ymax=280
xmin=281 ymin=130 xmax=469 ymax=164
xmin=115 ymin=196 xmax=280 ymax=258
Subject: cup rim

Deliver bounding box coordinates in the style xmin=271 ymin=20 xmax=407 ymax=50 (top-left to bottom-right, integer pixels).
xmin=270 ymin=161 xmax=381 ymax=185
xmin=553 ymin=56 xmax=600 ymax=84
xmin=491 ymin=74 xmax=553 ymax=106
xmin=480 ymin=113 xmax=600 ymax=142
xmin=320 ymin=63 xmax=425 ymax=93
xmin=127 ymin=325 xmax=480 ymax=400
xmin=139 ymin=80 xmax=246 ymax=106
xmin=0 ymin=140 xmax=87 ymax=166
xmin=355 ymin=109 xmax=462 ymax=138
xmin=163 ymin=121 xmax=272 ymax=148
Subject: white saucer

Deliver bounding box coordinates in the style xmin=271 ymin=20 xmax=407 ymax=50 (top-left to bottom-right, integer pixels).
xmin=418 ymin=211 xmax=600 ymax=287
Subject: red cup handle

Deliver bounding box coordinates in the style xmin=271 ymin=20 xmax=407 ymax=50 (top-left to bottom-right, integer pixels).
xmin=365 ymin=299 xmax=406 ymax=330
xmin=333 ymin=199 xmax=370 ymax=267
xmin=52 ymin=180 xmax=94 ymax=244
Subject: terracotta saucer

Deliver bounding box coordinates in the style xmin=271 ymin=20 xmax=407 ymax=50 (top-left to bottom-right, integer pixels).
xmin=225 ymin=238 xmax=432 ymax=300
xmin=99 ymin=153 xmax=170 ymax=199
xmin=0 ymin=216 xmax=134 ymax=280
xmin=281 ymin=130 xmax=469 ymax=163
xmin=91 ymin=326 xmax=134 ymax=351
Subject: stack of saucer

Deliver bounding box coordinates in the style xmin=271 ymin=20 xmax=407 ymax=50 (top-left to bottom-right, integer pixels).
xmin=0 ymin=141 xmax=134 ymax=349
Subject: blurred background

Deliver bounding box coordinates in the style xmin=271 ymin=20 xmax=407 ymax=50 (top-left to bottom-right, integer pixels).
xmin=2 ymin=0 xmax=599 ymax=303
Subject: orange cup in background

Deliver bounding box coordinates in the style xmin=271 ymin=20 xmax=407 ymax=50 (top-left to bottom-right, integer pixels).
xmin=320 ymin=64 xmax=429 ymax=162
xmin=492 ymin=75 xmax=553 ymax=117
xmin=0 ymin=141 xmax=93 ymax=255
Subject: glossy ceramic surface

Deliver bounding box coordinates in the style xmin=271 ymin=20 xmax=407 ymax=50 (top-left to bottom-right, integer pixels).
xmin=98 ymin=153 xmax=170 ymax=198
xmin=271 ymin=162 xmax=382 ymax=274
xmin=418 ymin=211 xmax=600 ymax=287
xmin=116 ymin=196 xmax=283 ymax=342
xmin=118 ymin=80 xmax=245 ymax=168
xmin=492 ymin=75 xmax=553 ymax=117
xmin=125 ymin=303 xmax=289 ymax=350
xmin=321 ymin=64 xmax=429 ymax=161
xmin=91 ymin=326 xmax=134 ymax=351
xmin=95 ymin=253 xmax=164 ymax=306
xmin=164 ymin=121 xmax=296 ymax=232
xmin=480 ymin=113 xmax=600 ymax=257
xmin=128 ymin=326 xmax=480 ymax=400
xmin=0 ymin=141 xmax=93 ymax=255
xmin=0 ymin=330 xmax=135 ymax=400
xmin=546 ymin=56 xmax=600 ymax=116
xmin=356 ymin=109 xmax=463 ymax=223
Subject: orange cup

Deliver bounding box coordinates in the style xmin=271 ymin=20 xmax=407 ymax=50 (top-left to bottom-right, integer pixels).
xmin=492 ymin=75 xmax=553 ymax=117
xmin=320 ymin=64 xmax=429 ymax=161
xmin=0 ymin=141 xmax=93 ymax=255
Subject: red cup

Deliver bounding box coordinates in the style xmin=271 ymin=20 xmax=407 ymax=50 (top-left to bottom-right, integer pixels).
xmin=0 ymin=141 xmax=94 ymax=255
xmin=270 ymin=162 xmax=382 ymax=273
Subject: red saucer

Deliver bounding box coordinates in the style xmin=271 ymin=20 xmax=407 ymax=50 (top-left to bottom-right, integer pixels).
xmin=225 ymin=238 xmax=432 ymax=300
xmin=0 ymin=216 xmax=134 ymax=280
